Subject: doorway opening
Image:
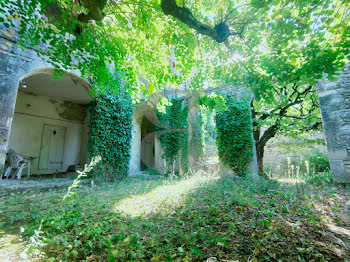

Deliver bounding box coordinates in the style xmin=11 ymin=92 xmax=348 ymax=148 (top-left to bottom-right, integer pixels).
xmin=7 ymin=69 xmax=91 ymax=177
xmin=140 ymin=115 xmax=155 ymax=171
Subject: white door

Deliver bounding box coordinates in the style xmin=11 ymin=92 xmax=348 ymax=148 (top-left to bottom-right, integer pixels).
xmin=39 ymin=125 xmax=66 ymax=170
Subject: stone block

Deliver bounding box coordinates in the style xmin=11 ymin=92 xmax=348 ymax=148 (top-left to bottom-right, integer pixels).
xmin=328 ymin=148 xmax=348 ymax=160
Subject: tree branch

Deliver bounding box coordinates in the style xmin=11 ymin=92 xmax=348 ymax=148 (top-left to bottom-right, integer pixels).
xmin=305 ymin=121 xmax=322 ymax=131
xmin=161 ymin=0 xmax=233 ymax=43
xmin=257 ymin=122 xmax=279 ymax=147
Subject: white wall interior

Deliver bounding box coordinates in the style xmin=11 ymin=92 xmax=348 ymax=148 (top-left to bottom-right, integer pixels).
xmin=8 ymin=71 xmax=91 ymax=175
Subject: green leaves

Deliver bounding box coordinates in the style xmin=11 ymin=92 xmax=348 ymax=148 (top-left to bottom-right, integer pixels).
xmin=215 ymin=95 xmax=253 ymax=175
xmin=157 ymin=98 xmax=189 ymax=173
xmin=88 ymin=89 xmax=134 ymax=180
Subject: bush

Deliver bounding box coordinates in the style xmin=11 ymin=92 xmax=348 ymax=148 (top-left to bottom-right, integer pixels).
xmin=305 ymin=172 xmax=333 ymax=186
xmin=306 ymin=150 xmax=330 ymax=173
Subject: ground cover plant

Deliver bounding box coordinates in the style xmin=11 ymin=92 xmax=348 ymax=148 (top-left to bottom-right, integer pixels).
xmin=0 ymin=0 xmax=350 ymax=261
xmin=1 ymin=170 xmax=349 ymax=261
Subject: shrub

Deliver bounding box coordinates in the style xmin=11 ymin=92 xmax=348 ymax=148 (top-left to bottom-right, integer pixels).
xmin=306 ymin=150 xmax=330 ymax=173
xmin=305 ymin=171 xmax=333 ymax=186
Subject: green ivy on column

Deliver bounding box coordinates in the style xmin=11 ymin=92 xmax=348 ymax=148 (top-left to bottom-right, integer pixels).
xmin=157 ymin=98 xmax=189 ymax=174
xmin=215 ymin=95 xmax=253 ymax=176
xmin=88 ymin=89 xmax=134 ymax=181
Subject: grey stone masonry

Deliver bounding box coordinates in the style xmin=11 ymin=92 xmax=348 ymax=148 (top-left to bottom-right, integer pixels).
xmin=0 ymin=27 xmax=85 ymax=175
xmin=0 ymin=29 xmax=54 ymax=175
xmin=317 ymin=66 xmax=350 ymax=183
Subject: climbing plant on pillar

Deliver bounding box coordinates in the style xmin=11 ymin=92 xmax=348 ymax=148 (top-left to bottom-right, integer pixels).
xmin=215 ymin=95 xmax=253 ymax=176
xmin=88 ymin=89 xmax=134 ymax=181
xmin=157 ymin=98 xmax=189 ymax=175
xmin=189 ymin=108 xmax=205 ymax=161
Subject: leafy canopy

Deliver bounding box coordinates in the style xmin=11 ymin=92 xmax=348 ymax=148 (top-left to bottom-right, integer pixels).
xmin=0 ymin=0 xmax=348 ymax=100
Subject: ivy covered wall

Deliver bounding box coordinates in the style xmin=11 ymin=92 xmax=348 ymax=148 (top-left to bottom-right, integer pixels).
xmin=189 ymin=108 xmax=205 ymax=161
xmin=215 ymin=95 xmax=253 ymax=176
xmin=88 ymin=90 xmax=134 ymax=181
xmin=157 ymin=98 xmax=189 ymax=174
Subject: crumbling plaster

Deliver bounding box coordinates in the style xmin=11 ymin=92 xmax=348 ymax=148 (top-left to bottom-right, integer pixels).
xmin=0 ymin=32 xmax=91 ymax=176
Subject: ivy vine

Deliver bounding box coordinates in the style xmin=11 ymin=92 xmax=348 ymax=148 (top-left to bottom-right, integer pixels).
xmin=189 ymin=109 xmax=205 ymax=161
xmin=215 ymin=95 xmax=253 ymax=176
xmin=88 ymin=89 xmax=134 ymax=181
xmin=157 ymin=98 xmax=189 ymax=174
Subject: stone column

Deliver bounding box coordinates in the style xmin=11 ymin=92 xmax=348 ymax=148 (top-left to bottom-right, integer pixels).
xmin=317 ymin=66 xmax=350 ymax=183
xmin=128 ymin=115 xmax=141 ymax=174
xmin=154 ymin=136 xmax=166 ymax=174
xmin=0 ymin=50 xmax=19 ymax=175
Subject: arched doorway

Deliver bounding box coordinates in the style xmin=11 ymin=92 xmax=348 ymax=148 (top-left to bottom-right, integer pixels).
xmin=7 ymin=69 xmax=91 ymax=176
xmin=140 ymin=115 xmax=155 ymax=171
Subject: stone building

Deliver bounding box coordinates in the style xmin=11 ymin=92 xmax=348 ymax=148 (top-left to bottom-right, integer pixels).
xmin=317 ymin=66 xmax=350 ymax=183
xmin=0 ymin=30 xmax=167 ymax=178
xmin=1 ymin=20 xmax=349 ymax=182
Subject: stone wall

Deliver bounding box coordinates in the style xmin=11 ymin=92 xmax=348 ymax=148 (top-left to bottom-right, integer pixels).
xmin=8 ymin=91 xmax=89 ymax=174
xmin=0 ymin=28 xmax=155 ymax=178
xmin=317 ymin=66 xmax=350 ymax=183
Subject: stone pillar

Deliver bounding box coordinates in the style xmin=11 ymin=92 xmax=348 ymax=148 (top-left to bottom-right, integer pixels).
xmin=154 ymin=136 xmax=166 ymax=174
xmin=129 ymin=115 xmax=141 ymax=174
xmin=0 ymin=52 xmax=19 ymax=175
xmin=317 ymin=66 xmax=350 ymax=183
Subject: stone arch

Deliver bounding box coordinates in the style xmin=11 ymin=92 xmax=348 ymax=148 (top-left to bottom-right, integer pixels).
xmin=128 ymin=104 xmax=166 ymax=175
xmin=0 ymin=39 xmax=92 ymax=176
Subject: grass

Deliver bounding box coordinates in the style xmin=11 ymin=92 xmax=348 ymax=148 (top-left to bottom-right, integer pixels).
xmin=0 ymin=172 xmax=350 ymax=261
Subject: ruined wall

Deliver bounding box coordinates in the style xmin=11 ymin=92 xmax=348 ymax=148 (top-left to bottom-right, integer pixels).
xmin=0 ymin=30 xmax=91 ymax=174
xmin=8 ymin=91 xmax=88 ymax=174
xmin=129 ymin=114 xmax=141 ymax=174
xmin=317 ymin=66 xmax=350 ymax=183
xmin=0 ymin=35 xmax=48 ymax=174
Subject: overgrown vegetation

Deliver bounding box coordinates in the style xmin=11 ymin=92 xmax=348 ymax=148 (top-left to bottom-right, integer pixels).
xmin=1 ymin=171 xmax=349 ymax=261
xmin=215 ymin=95 xmax=253 ymax=176
xmin=88 ymin=90 xmax=134 ymax=180
xmin=157 ymin=98 xmax=189 ymax=174
xmin=0 ymin=0 xmax=349 ymax=261
xmin=189 ymin=109 xmax=205 ymax=161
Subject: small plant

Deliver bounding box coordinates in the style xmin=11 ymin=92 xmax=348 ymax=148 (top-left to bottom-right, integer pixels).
xmin=306 ymin=150 xmax=330 ymax=173
xmin=64 ymin=155 xmax=102 ymax=200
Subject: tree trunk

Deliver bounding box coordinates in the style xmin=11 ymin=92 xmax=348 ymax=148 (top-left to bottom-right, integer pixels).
xmin=254 ymin=123 xmax=279 ymax=175
xmin=256 ymin=142 xmax=265 ymax=174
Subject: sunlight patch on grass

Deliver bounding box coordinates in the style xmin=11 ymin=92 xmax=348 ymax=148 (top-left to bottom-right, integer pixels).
xmin=327 ymin=224 xmax=350 ymax=238
xmin=277 ymin=178 xmax=305 ymax=185
xmin=0 ymin=233 xmax=27 ymax=262
xmin=114 ymin=174 xmax=219 ymax=217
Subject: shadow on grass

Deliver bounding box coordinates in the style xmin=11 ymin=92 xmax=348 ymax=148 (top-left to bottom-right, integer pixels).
xmin=13 ymin=173 xmax=348 ymax=262
xmin=0 ymin=175 xmax=170 ymax=260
